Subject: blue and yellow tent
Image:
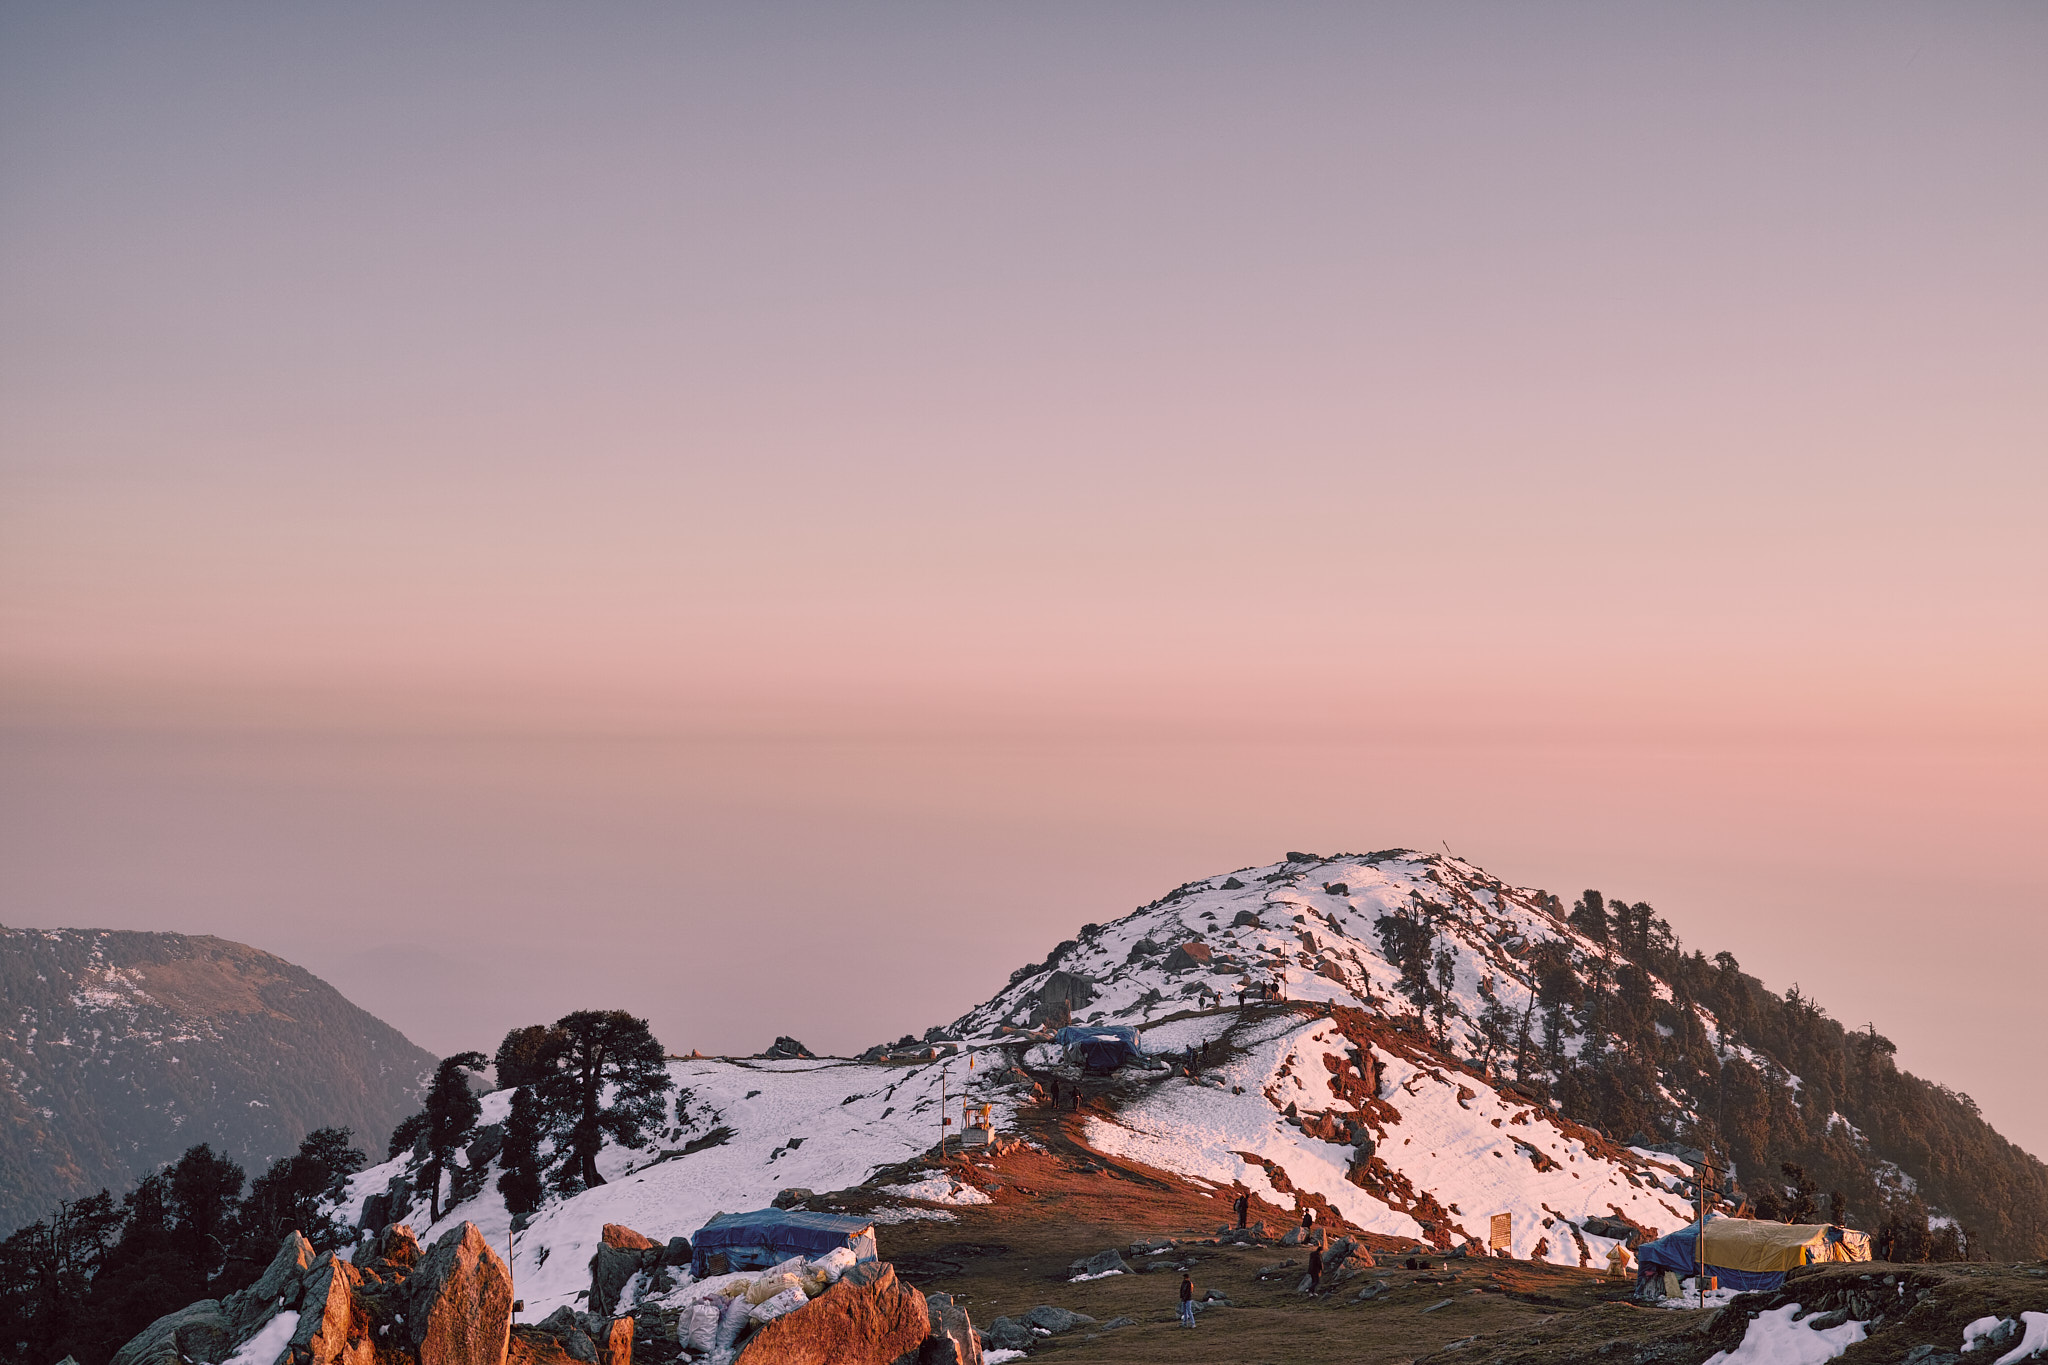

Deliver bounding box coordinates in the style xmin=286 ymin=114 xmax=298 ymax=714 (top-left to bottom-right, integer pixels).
xmin=1636 ymin=1216 xmax=1871 ymax=1292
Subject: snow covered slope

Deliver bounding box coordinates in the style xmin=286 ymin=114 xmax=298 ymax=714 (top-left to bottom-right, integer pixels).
xmin=955 ymin=849 xmax=1601 ymax=1054
xmin=339 ymin=1052 xmax=1021 ymax=1316
xmin=1086 ymin=1007 xmax=1695 ymax=1261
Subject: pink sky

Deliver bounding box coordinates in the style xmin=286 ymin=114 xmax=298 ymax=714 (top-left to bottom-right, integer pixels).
xmin=2 ymin=5 xmax=2044 ymax=1155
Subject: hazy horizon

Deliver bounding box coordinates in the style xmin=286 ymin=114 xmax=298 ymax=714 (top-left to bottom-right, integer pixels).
xmin=3 ymin=3 xmax=2044 ymax=1160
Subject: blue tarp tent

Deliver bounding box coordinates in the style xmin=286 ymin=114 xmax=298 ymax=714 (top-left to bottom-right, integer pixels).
xmin=1055 ymin=1024 xmax=1142 ymax=1073
xmin=691 ymin=1209 xmax=878 ymax=1276
xmin=1634 ymin=1217 xmax=1868 ymax=1293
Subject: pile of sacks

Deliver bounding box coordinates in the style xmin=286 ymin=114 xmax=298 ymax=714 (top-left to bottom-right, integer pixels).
xmin=668 ymin=1247 xmax=859 ymax=1362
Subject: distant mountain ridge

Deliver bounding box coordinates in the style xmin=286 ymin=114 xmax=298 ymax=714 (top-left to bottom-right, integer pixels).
xmin=0 ymin=926 xmax=435 ymax=1234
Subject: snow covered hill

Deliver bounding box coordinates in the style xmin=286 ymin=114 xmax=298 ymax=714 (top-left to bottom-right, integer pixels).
xmin=339 ymin=850 xmax=1790 ymax=1315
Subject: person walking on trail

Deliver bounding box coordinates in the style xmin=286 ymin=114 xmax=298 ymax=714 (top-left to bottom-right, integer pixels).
xmin=1307 ymin=1241 xmax=1324 ymax=1294
xmin=1233 ymin=1190 xmax=1249 ymax=1230
xmin=1179 ymin=1272 xmax=1196 ymax=1328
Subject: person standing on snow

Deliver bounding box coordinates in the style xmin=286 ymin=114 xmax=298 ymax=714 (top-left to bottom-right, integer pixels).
xmin=1179 ymin=1272 xmax=1196 ymax=1328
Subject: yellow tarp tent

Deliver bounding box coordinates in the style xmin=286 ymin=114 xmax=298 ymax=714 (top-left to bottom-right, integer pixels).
xmin=1698 ymin=1220 xmax=1872 ymax=1273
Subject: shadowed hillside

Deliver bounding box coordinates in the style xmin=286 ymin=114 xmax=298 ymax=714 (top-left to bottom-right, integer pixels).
xmin=0 ymin=926 xmax=434 ymax=1234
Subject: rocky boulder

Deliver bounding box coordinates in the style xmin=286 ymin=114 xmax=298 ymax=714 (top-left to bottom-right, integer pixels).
xmin=288 ymin=1254 xmax=368 ymax=1365
xmin=601 ymin=1224 xmax=659 ymax=1251
xmin=1067 ymin=1249 xmax=1130 ymax=1278
xmin=1578 ymin=1216 xmax=1638 ymax=1243
xmin=521 ymin=1307 xmax=631 ymax=1365
xmin=758 ymin=1037 xmax=815 ymax=1060
xmin=353 ymin=1221 xmax=423 ymax=1272
xmin=403 ymin=1222 xmax=514 ymax=1365
xmin=109 ymin=1301 xmax=234 ymax=1365
xmin=920 ymin=1293 xmax=981 ymax=1365
xmin=508 ymin=1327 xmax=581 ymax=1365
xmin=621 ymin=1307 xmax=681 ymax=1365
xmin=1019 ymin=1305 xmax=1094 ymax=1334
xmin=220 ymin=1231 xmax=317 ymax=1340
xmin=733 ymin=1260 xmax=929 ymax=1365
xmin=981 ymin=1318 xmax=1034 ymax=1352
xmin=589 ymin=1226 xmax=664 ymax=1316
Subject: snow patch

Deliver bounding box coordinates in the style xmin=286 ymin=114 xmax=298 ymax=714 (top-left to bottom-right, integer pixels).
xmin=220 ymin=1312 xmax=300 ymax=1365
xmin=1702 ymin=1303 xmax=1866 ymax=1365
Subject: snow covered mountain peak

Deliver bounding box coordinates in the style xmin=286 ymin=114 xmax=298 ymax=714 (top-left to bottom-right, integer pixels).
xmin=953 ymin=849 xmax=1576 ymax=1059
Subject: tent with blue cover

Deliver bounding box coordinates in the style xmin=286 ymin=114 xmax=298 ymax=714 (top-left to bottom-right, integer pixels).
xmin=1634 ymin=1215 xmax=1870 ymax=1292
xmin=1054 ymin=1024 xmax=1143 ymax=1073
xmin=690 ymin=1209 xmax=878 ymax=1276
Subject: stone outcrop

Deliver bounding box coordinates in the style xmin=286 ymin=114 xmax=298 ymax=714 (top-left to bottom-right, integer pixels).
xmin=734 ymin=1260 xmax=929 ymax=1365
xmin=518 ymin=1307 xmax=632 ymax=1365
xmin=403 ymin=1222 xmax=515 ymax=1365
xmin=220 ymin=1230 xmax=316 ymax=1341
xmin=353 ymin=1221 xmax=423 ymax=1272
xmin=110 ymin=1224 xmax=525 ymax=1365
xmin=290 ymin=1254 xmax=369 ymax=1365
xmin=589 ymin=1223 xmax=671 ymax=1315
xmin=1019 ymin=1305 xmax=1095 ymax=1334
xmin=919 ymin=1293 xmax=982 ymax=1365
xmin=109 ymin=1300 xmax=234 ymax=1365
xmin=1067 ymin=1248 xmax=1131 ymax=1278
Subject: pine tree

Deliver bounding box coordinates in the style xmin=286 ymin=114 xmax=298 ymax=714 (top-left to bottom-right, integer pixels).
xmin=165 ymin=1145 xmax=243 ymax=1292
xmin=497 ymin=1086 xmax=546 ymax=1224
xmin=1568 ymin=890 xmax=1608 ymax=944
xmin=494 ymin=1024 xmax=566 ymax=1089
xmin=236 ymin=1128 xmax=365 ymax=1257
xmin=1781 ymin=1162 xmax=1818 ymax=1224
xmin=1430 ymin=938 xmax=1457 ymax=1046
xmin=532 ymin=1010 xmax=674 ymax=1191
xmin=422 ymin=1053 xmax=488 ymax=1221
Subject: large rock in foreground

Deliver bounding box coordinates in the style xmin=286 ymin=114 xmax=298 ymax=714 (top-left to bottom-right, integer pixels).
xmin=110 ymin=1225 xmax=519 ymax=1365
xmin=289 ymin=1253 xmax=370 ymax=1365
xmin=404 ymin=1223 xmax=515 ymax=1365
xmin=735 ymin=1261 xmax=929 ymax=1365
xmin=220 ymin=1231 xmax=317 ymax=1341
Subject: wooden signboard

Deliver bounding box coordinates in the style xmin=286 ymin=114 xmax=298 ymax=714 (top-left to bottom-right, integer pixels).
xmin=1489 ymin=1213 xmax=1512 ymax=1251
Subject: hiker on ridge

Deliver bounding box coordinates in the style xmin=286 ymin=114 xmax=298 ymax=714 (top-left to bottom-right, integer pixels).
xmin=1233 ymin=1189 xmax=1249 ymax=1230
xmin=1179 ymin=1272 xmax=1196 ymax=1328
xmin=1301 ymin=1206 xmax=1316 ymax=1236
